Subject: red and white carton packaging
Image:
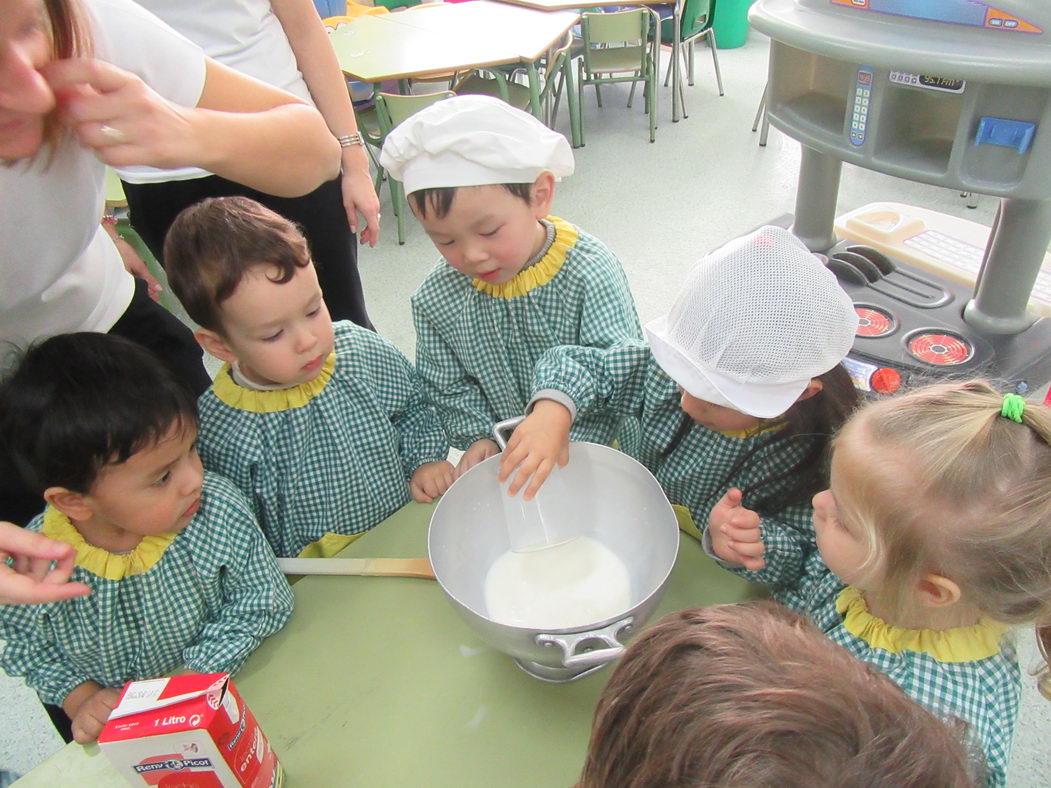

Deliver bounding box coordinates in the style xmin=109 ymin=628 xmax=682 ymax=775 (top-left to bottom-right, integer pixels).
xmin=98 ymin=673 xmax=283 ymax=788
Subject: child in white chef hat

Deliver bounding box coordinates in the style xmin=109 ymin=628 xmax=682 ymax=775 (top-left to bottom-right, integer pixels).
xmin=500 ymin=226 xmax=859 ymax=556
xmin=380 ymin=95 xmax=643 ymax=478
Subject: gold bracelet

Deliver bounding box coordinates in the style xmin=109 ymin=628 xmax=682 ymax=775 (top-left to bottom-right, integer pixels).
xmin=336 ymin=132 xmax=363 ymax=148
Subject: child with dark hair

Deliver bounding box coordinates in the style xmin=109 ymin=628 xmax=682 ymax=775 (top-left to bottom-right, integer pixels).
xmin=379 ymin=95 xmax=643 ymax=477
xmin=502 ymin=225 xmax=859 ymax=569
xmin=164 ymin=196 xmax=453 ymax=558
xmin=581 ymin=602 xmax=978 ymax=787
xmin=0 ymin=333 xmax=292 ymax=745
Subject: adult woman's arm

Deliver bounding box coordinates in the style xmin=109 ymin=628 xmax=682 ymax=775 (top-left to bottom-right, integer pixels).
xmin=43 ymin=57 xmax=340 ymax=198
xmin=271 ymin=0 xmax=381 ymax=245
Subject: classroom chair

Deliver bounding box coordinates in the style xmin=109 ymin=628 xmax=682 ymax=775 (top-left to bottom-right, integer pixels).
xmin=370 ymin=91 xmax=457 ymax=244
xmin=577 ymin=9 xmax=658 ymax=143
xmin=658 ymin=0 xmax=723 ymax=119
xmin=453 ymin=32 xmax=581 ymax=148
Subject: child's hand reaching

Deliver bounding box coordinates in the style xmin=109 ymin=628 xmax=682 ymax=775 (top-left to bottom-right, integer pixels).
xmin=455 ymin=439 xmax=500 ymax=479
xmin=67 ymin=684 xmax=121 ymax=744
xmin=410 ymin=460 xmax=455 ymax=503
xmin=708 ymin=488 xmax=766 ymax=571
xmin=498 ymin=400 xmax=572 ymax=500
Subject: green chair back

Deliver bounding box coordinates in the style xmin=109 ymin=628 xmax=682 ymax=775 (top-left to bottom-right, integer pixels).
xmin=373 ymin=91 xmax=455 ymax=244
xmin=376 ymin=91 xmax=453 ymax=132
xmin=581 ymin=9 xmax=650 ymax=75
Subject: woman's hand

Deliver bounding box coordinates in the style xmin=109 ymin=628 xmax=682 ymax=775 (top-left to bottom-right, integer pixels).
xmin=341 ymin=157 xmax=380 ymax=247
xmin=0 ymin=523 xmax=90 ymax=606
xmin=41 ymin=58 xmax=199 ymax=169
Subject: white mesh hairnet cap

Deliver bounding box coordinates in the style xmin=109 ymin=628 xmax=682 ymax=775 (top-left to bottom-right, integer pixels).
xmin=379 ymin=95 xmax=574 ymax=195
xmin=645 ymin=226 xmax=858 ymax=419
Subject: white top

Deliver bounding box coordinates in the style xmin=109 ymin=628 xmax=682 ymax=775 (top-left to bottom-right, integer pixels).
xmin=0 ymin=0 xmax=205 ymax=354
xmin=117 ymin=0 xmax=313 ymax=184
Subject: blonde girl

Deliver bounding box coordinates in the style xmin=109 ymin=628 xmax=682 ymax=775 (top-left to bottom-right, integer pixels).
xmin=711 ymin=380 xmax=1051 ymax=786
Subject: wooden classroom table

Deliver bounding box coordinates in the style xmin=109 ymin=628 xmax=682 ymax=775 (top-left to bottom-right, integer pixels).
xmin=16 ymin=502 xmax=760 ymax=787
xmin=327 ymin=1 xmax=580 ymax=83
xmin=493 ymin=0 xmax=688 ymax=123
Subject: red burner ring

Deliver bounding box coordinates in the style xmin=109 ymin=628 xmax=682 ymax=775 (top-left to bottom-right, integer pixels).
xmin=855 ymin=306 xmax=894 ymax=337
xmin=906 ymin=331 xmax=974 ymax=366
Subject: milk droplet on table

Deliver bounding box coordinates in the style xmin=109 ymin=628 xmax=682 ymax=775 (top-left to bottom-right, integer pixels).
xmin=483 ymin=537 xmax=632 ymax=629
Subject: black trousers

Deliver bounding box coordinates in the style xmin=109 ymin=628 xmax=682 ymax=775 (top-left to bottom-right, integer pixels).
xmin=120 ymin=173 xmax=373 ymax=329
xmin=0 ymin=279 xmax=209 ymax=525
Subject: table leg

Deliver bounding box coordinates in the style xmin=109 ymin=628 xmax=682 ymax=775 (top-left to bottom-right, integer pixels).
xmin=672 ymin=8 xmax=681 ymax=122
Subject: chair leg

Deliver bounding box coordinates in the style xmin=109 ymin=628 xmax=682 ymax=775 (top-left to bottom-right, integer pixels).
xmin=576 ymin=60 xmax=586 ymax=147
xmin=687 ymin=39 xmax=695 ymax=87
xmin=628 ymin=75 xmax=638 ymax=109
xmin=752 ymin=84 xmax=767 ymax=132
xmin=564 ymin=58 xmax=582 ymax=148
xmin=678 ymin=48 xmax=688 ymax=119
xmin=643 ymin=64 xmax=651 ymax=143
xmin=391 ymin=177 xmax=406 ymax=245
xmin=707 ymin=30 xmax=724 ymax=96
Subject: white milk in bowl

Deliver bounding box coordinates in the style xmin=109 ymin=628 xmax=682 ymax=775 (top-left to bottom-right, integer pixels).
xmin=483 ymin=537 xmax=632 ymax=629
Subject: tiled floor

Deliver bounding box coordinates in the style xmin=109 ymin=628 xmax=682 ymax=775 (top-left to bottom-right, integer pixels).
xmin=5 ymin=32 xmax=1050 ymax=785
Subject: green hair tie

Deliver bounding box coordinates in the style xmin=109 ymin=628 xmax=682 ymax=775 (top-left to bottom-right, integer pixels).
xmin=1001 ymin=393 xmax=1026 ymax=423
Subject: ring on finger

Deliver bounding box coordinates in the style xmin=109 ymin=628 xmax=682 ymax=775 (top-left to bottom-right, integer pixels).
xmin=99 ymin=124 xmax=127 ymax=144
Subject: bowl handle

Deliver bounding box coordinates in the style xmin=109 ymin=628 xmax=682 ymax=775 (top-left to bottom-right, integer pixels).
xmin=536 ymin=616 xmax=634 ymax=669
xmin=492 ymin=416 xmax=525 ymax=450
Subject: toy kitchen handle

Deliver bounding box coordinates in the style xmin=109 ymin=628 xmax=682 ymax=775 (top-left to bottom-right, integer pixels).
xmin=492 ymin=415 xmax=526 ymax=451
xmin=536 ymin=616 xmax=634 ymax=669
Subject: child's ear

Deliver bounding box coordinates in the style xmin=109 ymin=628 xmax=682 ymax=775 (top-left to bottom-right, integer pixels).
xmin=795 ymin=379 xmax=824 ymax=403
xmin=916 ymin=573 xmax=962 ymax=608
xmin=44 ymin=487 xmax=94 ymax=523
xmin=195 ymin=328 xmax=237 ymax=364
xmin=529 ymin=171 xmax=556 ymax=218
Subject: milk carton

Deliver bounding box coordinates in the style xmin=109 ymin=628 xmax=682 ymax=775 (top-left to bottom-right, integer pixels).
xmin=98 ymin=673 xmax=283 ymax=788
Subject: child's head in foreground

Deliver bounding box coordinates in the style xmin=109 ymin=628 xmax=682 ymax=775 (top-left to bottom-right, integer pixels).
xmin=652 ymin=225 xmax=860 ymax=508
xmin=580 ymin=602 xmax=977 ymax=788
xmin=813 ymin=380 xmax=1051 ymax=649
xmin=379 ymin=95 xmax=574 ymax=287
xmin=164 ymin=196 xmax=334 ymax=388
xmin=0 ymin=333 xmax=202 ymax=538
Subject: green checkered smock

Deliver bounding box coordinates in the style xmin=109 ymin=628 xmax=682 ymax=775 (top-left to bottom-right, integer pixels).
xmin=412 ymin=216 xmax=643 ymax=451
xmin=197 ymin=321 xmax=448 ymax=558
xmin=0 ymin=473 xmax=293 ymax=707
xmin=730 ymin=549 xmax=1020 ymax=787
xmin=533 ymin=341 xmax=816 ymax=561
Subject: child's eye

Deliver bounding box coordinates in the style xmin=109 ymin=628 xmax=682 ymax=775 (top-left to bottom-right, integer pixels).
xmin=480 ymin=227 xmax=501 ymax=237
xmin=437 ymin=239 xmax=455 ymax=247
xmin=152 ymin=471 xmax=171 ymax=487
xmin=261 ymin=330 xmax=283 ymax=343
xmin=306 ymin=307 xmax=321 ymax=318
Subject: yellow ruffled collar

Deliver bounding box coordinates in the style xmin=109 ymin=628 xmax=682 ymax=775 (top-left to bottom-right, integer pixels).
xmin=41 ymin=506 xmax=175 ymax=581
xmin=836 ymin=586 xmax=1009 ymax=663
xmin=472 ymin=216 xmax=578 ymax=299
xmin=718 ymin=420 xmax=781 ymax=440
xmin=211 ymin=351 xmax=337 ymax=413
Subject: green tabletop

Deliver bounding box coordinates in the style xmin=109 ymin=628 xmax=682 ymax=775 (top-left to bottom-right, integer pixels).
xmin=16 ymin=503 xmax=760 ymax=787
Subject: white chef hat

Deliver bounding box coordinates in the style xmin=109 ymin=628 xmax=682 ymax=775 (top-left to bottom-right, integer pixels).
xmin=645 ymin=226 xmax=858 ymax=419
xmin=378 ymin=95 xmax=574 ymax=195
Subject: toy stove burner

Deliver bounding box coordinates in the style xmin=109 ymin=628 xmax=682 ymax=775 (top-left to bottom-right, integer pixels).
xmin=906 ymin=331 xmax=974 ymax=366
xmin=855 ymin=305 xmax=895 ymax=337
